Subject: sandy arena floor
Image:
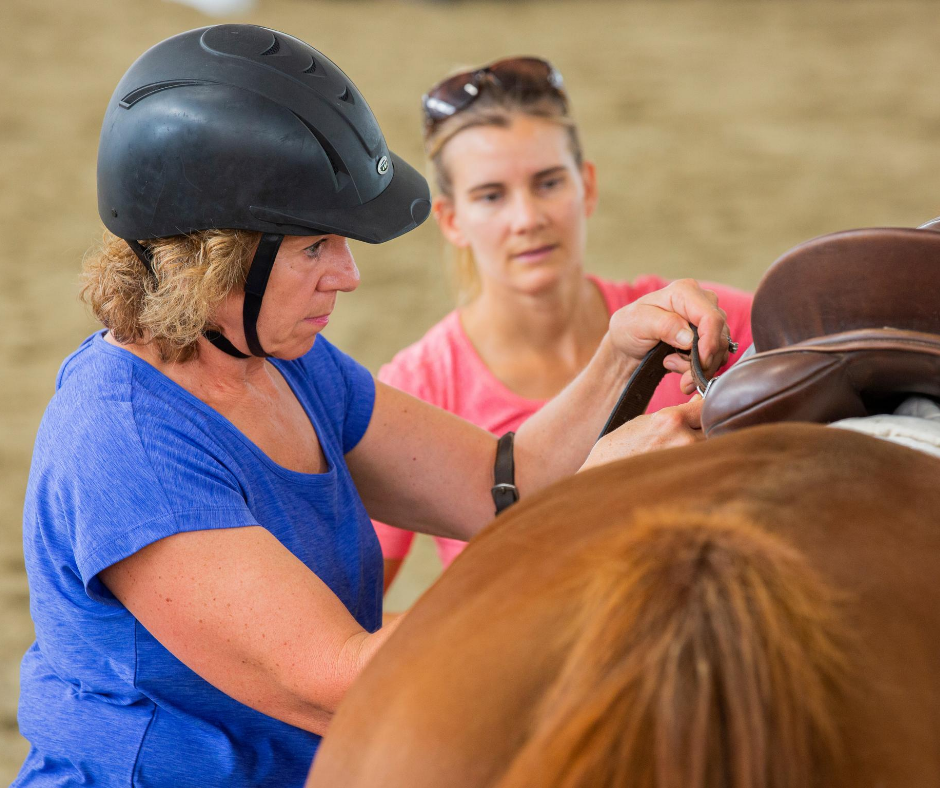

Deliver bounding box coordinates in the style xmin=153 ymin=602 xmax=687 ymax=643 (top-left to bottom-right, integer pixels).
xmin=2 ymin=0 xmax=940 ymax=777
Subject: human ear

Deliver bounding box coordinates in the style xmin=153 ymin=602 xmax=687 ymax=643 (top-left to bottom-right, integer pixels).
xmin=432 ymin=195 xmax=471 ymax=249
xmin=580 ymin=161 xmax=598 ymax=219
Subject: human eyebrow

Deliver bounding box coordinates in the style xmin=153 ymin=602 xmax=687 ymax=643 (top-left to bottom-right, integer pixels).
xmin=467 ymin=181 xmax=504 ymax=196
xmin=533 ymin=166 xmax=568 ymax=181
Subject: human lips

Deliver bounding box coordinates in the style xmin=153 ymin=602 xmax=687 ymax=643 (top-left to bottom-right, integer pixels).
xmin=304 ymin=311 xmax=331 ymax=326
xmin=512 ymin=244 xmax=559 ymax=264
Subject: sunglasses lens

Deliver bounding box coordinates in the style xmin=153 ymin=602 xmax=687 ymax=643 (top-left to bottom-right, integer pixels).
xmin=488 ymin=57 xmax=565 ymax=96
xmin=423 ymin=72 xmax=480 ymax=122
xmin=423 ymin=57 xmax=567 ymax=135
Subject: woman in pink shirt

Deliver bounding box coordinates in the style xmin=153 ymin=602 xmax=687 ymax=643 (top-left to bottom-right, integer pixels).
xmin=375 ymin=58 xmax=753 ymax=590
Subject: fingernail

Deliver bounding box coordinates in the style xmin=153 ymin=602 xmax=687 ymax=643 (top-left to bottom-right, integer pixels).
xmin=677 ymin=329 xmax=693 ymax=346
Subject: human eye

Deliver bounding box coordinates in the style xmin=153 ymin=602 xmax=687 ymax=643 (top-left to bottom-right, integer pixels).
xmin=537 ymin=174 xmax=566 ymax=192
xmin=470 ymin=187 xmax=503 ymax=204
xmin=304 ymin=238 xmax=328 ymax=258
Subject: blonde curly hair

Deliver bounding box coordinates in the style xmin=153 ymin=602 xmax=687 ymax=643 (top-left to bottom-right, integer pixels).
xmin=81 ymin=228 xmax=262 ymax=363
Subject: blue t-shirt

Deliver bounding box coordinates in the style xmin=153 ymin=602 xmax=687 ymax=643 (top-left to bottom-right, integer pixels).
xmin=15 ymin=331 xmax=381 ymax=787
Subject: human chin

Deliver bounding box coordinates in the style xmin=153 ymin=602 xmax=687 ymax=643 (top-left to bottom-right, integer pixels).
xmin=508 ymin=260 xmax=567 ymax=295
xmin=268 ymin=327 xmax=320 ymax=360
xmin=274 ymin=336 xmax=318 ymax=360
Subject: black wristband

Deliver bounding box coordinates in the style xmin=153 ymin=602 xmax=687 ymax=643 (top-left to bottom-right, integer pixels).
xmin=491 ymin=431 xmax=519 ymax=515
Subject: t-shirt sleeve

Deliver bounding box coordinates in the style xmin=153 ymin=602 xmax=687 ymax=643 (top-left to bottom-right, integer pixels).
xmin=314 ymin=337 xmax=377 ymax=454
xmin=56 ymin=401 xmax=258 ymax=605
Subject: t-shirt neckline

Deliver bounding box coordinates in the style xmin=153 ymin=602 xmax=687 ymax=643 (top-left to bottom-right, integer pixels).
xmin=90 ymin=331 xmax=337 ymax=482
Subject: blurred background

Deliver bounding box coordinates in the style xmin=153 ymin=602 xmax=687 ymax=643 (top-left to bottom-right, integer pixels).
xmin=3 ymin=0 xmax=940 ymax=776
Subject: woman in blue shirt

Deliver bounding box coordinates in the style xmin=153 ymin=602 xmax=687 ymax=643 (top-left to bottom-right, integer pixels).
xmin=16 ymin=25 xmax=732 ymax=788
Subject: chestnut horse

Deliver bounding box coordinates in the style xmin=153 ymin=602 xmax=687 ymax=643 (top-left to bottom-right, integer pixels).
xmin=308 ymin=423 xmax=940 ymax=788
xmin=310 ymin=230 xmax=940 ymax=787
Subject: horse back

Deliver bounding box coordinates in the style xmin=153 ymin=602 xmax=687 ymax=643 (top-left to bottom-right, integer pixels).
xmin=310 ymin=424 xmax=940 ymax=787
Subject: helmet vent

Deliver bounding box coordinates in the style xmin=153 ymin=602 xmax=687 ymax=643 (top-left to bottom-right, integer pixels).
xmin=260 ymin=36 xmax=281 ymax=56
xmin=303 ymin=57 xmax=317 ymax=74
xmin=338 ymin=86 xmax=354 ymax=104
xmin=120 ymin=79 xmax=215 ymax=109
xmin=291 ymin=111 xmax=351 ymax=191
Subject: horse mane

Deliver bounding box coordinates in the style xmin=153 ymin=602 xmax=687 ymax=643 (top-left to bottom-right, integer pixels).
xmin=493 ymin=508 xmax=855 ymax=788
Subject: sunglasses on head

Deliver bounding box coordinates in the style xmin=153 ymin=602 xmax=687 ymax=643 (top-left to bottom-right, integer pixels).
xmin=422 ymin=57 xmax=567 ymax=135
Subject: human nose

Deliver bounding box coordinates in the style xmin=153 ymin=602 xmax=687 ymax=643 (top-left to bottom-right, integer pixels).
xmin=508 ymin=191 xmax=547 ymax=234
xmin=320 ymin=241 xmax=360 ymax=293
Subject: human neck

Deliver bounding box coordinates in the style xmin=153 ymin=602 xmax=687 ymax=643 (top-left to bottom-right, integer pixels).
xmin=104 ymin=331 xmax=272 ymax=401
xmin=461 ymin=269 xmax=607 ymax=362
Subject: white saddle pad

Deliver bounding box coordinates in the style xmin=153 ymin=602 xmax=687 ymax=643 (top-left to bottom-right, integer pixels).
xmin=831 ymin=396 xmax=940 ymax=460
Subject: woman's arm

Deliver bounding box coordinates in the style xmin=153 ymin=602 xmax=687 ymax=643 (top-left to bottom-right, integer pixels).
xmin=514 ymin=278 xmax=728 ymax=480
xmin=371 ymin=354 xmax=440 ymax=596
xmin=99 ymin=525 xmax=400 ymax=736
xmin=348 ymin=279 xmax=728 ymax=541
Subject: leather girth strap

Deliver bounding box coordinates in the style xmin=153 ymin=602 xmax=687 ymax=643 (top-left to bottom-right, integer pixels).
xmin=598 ymin=325 xmax=714 ymax=440
xmin=598 ymin=343 xmax=672 ymax=439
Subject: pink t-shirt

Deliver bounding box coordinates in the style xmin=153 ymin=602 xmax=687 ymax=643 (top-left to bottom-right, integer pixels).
xmin=373 ymin=274 xmax=753 ymax=568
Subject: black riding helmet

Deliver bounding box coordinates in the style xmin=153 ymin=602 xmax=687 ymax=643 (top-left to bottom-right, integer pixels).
xmin=97 ymin=24 xmax=431 ymax=357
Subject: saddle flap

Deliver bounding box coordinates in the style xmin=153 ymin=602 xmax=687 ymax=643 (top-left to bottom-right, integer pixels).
xmin=752 ymin=228 xmax=940 ymax=352
xmin=703 ymin=329 xmax=940 ymax=436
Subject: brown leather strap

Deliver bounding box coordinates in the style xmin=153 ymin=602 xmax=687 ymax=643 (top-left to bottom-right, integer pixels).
xmin=688 ymin=324 xmax=711 ymax=395
xmin=492 ymin=431 xmax=519 ymax=515
xmin=597 ymin=343 xmax=673 ymax=440
xmin=597 ymin=324 xmax=727 ymax=440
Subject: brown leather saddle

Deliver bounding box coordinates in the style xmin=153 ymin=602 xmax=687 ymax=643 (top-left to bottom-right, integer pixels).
xmin=701 ymin=227 xmax=940 ymax=436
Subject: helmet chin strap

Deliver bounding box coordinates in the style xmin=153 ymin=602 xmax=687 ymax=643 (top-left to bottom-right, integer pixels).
xmin=237 ymin=233 xmax=283 ymax=357
xmin=125 ymin=234 xmax=284 ymax=360
xmin=125 ymin=239 xmax=157 ymax=279
xmin=203 ymin=329 xmax=250 ymax=359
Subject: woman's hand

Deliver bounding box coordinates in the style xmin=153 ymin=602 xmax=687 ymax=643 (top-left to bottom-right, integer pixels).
xmin=579 ymin=397 xmax=703 ymax=472
xmin=608 ymin=279 xmax=732 ymax=394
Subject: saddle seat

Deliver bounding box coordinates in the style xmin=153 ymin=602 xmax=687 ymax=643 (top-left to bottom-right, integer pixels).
xmin=702 ymin=228 xmax=940 ymax=436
